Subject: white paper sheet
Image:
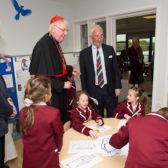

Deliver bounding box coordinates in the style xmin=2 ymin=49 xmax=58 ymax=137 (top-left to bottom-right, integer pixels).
xmin=68 ymin=140 xmax=98 ymax=153
xmin=61 ymin=153 xmax=102 ymax=168
xmin=3 ymin=74 xmax=14 ymax=88
xmin=96 ymin=136 xmax=129 ymax=156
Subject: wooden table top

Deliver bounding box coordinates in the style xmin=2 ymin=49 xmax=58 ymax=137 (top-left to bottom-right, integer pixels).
xmin=60 ymin=118 xmax=127 ymax=168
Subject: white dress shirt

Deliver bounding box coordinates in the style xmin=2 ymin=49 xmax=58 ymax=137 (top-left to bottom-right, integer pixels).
xmin=92 ymin=45 xmax=107 ymax=85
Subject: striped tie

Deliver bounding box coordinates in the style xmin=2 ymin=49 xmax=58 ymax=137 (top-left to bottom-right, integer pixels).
xmin=96 ymin=48 xmax=104 ymax=88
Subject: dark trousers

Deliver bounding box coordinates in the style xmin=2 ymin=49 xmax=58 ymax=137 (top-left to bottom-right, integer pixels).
xmin=95 ymin=85 xmax=118 ymax=117
xmin=0 ymin=135 xmax=5 ymax=168
xmin=51 ymin=90 xmax=69 ymax=124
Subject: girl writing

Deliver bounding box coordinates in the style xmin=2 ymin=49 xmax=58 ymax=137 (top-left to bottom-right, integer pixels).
xmin=70 ymin=90 xmax=104 ymax=139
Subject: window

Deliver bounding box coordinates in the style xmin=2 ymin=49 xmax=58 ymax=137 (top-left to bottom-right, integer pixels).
xmin=116 ymin=34 xmax=126 ymax=55
xmin=80 ymin=24 xmax=88 ymax=49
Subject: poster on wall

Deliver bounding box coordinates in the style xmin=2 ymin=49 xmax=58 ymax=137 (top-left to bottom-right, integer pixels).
xmin=13 ymin=56 xmax=31 ymax=110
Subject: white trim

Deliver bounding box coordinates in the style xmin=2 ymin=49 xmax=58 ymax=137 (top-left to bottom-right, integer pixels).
xmin=81 ymin=126 xmax=86 ymax=133
xmin=147 ymin=113 xmax=167 ymax=121
xmin=76 ymin=108 xmax=86 ymax=120
xmin=87 ymin=106 xmax=92 ymax=120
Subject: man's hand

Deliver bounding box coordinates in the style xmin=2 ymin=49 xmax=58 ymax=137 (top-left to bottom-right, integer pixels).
xmin=115 ymin=89 xmax=121 ymax=97
xmin=72 ymin=68 xmax=80 ymax=77
xmin=7 ymin=98 xmax=16 ymax=117
xmin=0 ymin=53 xmax=9 ymax=65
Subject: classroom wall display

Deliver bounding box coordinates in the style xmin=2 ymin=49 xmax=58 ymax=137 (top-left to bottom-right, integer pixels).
xmin=13 ymin=56 xmax=31 ymax=110
xmin=0 ymin=57 xmax=19 ymax=117
xmin=1 ymin=53 xmax=81 ymax=117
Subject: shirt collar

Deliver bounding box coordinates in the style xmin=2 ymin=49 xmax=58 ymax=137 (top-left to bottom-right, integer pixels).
xmin=92 ymin=45 xmax=102 ymax=50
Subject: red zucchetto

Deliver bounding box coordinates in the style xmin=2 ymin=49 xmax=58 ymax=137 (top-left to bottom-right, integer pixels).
xmin=50 ymin=15 xmax=64 ymax=24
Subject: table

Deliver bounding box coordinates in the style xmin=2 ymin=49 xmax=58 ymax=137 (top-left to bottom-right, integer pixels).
xmin=60 ymin=118 xmax=127 ymax=168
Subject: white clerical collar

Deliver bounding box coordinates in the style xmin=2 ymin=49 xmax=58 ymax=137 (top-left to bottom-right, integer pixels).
xmin=147 ymin=112 xmax=167 ymax=121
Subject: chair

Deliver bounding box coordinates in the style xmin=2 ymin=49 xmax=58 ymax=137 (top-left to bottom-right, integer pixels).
xmin=63 ymin=121 xmax=71 ymax=132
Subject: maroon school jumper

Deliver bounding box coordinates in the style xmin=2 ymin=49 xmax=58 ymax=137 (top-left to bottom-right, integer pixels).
xmin=70 ymin=105 xmax=103 ymax=135
xmin=112 ymin=100 xmax=145 ymax=119
xmin=109 ymin=112 xmax=168 ymax=168
xmin=20 ymin=105 xmax=64 ymax=168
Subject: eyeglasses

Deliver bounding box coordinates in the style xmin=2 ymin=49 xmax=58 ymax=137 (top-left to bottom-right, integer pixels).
xmin=54 ymin=25 xmax=68 ymax=34
xmin=93 ymin=35 xmax=104 ymax=39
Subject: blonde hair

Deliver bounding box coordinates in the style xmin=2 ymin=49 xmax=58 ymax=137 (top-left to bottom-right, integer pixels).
xmin=90 ymin=24 xmax=103 ymax=36
xmin=158 ymin=107 xmax=168 ymax=120
xmin=128 ymin=86 xmax=149 ymax=110
xmin=23 ymin=76 xmax=51 ymax=134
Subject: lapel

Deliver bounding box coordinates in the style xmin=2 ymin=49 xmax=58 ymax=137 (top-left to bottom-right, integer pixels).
xmin=127 ymin=102 xmax=141 ymax=115
xmin=101 ymin=44 xmax=108 ymax=72
xmin=88 ymin=46 xmax=96 ymax=78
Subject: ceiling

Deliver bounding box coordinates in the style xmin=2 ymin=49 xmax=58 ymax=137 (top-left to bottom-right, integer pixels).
xmin=116 ymin=14 xmax=156 ymax=38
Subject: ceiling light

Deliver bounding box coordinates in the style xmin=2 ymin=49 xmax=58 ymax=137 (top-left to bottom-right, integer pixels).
xmin=143 ymin=15 xmax=156 ymax=19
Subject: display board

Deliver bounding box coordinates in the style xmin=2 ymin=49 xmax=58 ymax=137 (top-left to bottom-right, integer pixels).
xmin=13 ymin=56 xmax=31 ymax=110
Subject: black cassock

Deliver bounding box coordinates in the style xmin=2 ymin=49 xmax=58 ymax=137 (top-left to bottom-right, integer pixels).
xmin=29 ymin=33 xmax=73 ymax=123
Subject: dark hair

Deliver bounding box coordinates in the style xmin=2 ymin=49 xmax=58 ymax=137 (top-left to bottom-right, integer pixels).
xmin=72 ymin=90 xmax=89 ymax=108
xmin=23 ymin=76 xmax=51 ymax=134
xmin=158 ymin=107 xmax=168 ymax=120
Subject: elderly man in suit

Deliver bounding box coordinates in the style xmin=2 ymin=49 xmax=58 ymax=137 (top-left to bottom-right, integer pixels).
xmin=79 ymin=24 xmax=121 ymax=117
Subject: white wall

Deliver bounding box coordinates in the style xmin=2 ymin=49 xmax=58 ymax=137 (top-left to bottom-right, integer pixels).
xmin=72 ymin=0 xmax=158 ymax=20
xmin=0 ymin=0 xmax=74 ymax=55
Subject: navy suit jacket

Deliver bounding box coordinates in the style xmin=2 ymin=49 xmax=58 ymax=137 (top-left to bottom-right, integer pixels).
xmin=79 ymin=44 xmax=122 ymax=98
xmin=0 ymin=75 xmax=13 ymax=136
